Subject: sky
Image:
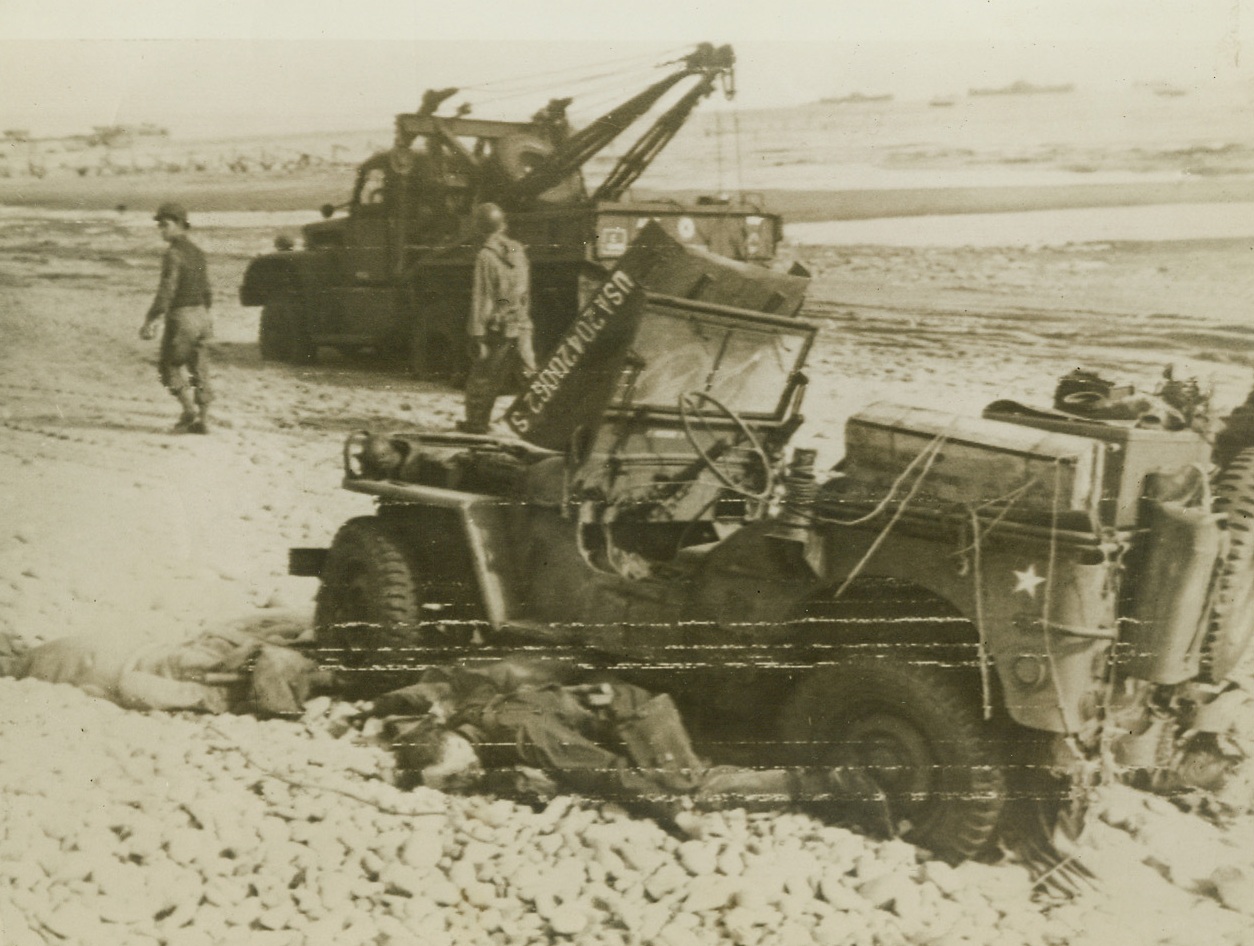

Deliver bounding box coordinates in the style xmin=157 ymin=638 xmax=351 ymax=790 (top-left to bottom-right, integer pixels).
xmin=1 ymin=0 xmax=1251 ymax=138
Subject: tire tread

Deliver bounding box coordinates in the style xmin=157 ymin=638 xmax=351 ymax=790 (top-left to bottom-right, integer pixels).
xmin=778 ymin=656 xmax=1005 ymax=861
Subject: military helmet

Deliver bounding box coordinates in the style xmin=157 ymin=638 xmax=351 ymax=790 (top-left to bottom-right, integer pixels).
xmin=154 ymin=201 xmax=190 ymax=227
xmin=471 ymin=202 xmax=505 ymax=236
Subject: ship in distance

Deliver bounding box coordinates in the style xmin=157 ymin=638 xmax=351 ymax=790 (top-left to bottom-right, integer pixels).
xmin=969 ymin=80 xmax=1074 ymax=96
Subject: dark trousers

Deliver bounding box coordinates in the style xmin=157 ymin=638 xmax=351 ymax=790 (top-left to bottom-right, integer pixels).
xmin=160 ymin=306 xmax=213 ymax=408
xmin=463 ymin=330 xmax=535 ymax=432
xmin=478 ymin=685 xmax=828 ymax=817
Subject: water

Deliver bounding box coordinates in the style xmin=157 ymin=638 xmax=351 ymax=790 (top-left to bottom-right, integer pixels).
xmin=787 ymin=201 xmax=1254 ymax=247
xmin=5 ymin=198 xmax=1252 ymax=248
xmin=0 ymin=205 xmax=320 ymax=231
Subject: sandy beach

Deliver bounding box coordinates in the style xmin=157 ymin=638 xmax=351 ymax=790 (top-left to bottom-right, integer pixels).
xmin=4 ymin=82 xmax=1254 ymax=944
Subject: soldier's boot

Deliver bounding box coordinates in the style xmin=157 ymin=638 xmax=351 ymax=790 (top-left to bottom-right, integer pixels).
xmin=457 ymin=397 xmax=493 ymax=435
xmin=189 ymin=406 xmax=210 ymax=435
xmin=459 ymin=355 xmax=496 ymax=434
xmin=173 ymin=388 xmax=198 ymax=432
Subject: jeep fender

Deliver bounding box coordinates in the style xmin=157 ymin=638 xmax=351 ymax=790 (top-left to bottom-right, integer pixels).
xmin=693 ymin=520 xmax=1116 ymax=734
xmin=802 ymin=521 xmax=1118 ymax=735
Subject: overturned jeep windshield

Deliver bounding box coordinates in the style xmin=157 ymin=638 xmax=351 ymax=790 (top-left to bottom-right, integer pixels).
xmin=614 ymin=299 xmax=812 ymax=419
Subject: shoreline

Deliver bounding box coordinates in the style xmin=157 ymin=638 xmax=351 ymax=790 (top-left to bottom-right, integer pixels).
xmin=3 ymin=173 xmax=1254 ymax=222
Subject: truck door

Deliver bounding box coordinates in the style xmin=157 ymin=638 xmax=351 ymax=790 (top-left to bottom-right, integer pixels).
xmin=344 ymin=162 xmax=393 ymax=285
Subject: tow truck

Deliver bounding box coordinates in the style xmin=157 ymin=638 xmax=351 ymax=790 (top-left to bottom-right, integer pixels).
xmin=239 ymin=43 xmax=783 ymax=378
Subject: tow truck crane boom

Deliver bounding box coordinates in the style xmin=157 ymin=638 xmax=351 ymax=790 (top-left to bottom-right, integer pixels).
xmin=507 ymin=43 xmax=735 ymax=203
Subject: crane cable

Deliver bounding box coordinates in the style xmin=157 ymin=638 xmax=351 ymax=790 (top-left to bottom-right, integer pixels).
xmin=457 ymin=46 xmax=686 ymax=92
xmin=732 ymin=108 xmax=746 ymax=199
xmin=466 ymin=61 xmax=666 ymax=110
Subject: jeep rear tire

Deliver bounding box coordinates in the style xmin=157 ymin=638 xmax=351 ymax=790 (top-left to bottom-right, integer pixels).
xmin=1203 ymin=447 xmax=1254 ymax=682
xmin=259 ymin=292 xmax=317 ymax=364
xmin=778 ymin=656 xmax=1006 ymax=862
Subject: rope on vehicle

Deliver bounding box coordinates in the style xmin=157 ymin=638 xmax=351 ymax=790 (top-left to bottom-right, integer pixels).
xmin=715 ymin=110 xmax=726 ymax=194
xmin=968 ymin=506 xmax=994 ymax=720
xmin=457 ymin=46 xmax=684 ymax=93
xmin=1040 ymin=459 xmax=1090 ymax=788
xmin=958 ymin=476 xmax=1043 ymax=720
xmin=952 ymin=477 xmax=1043 ymax=557
xmin=469 ymin=62 xmax=665 ymax=110
xmin=797 ymin=432 xmax=948 ymax=527
xmin=824 ymin=435 xmax=948 ymax=603
xmin=732 ymin=108 xmax=746 ymax=198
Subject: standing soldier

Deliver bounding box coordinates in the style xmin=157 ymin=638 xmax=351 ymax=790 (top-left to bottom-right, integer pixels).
xmin=459 ymin=203 xmax=535 ymax=434
xmin=139 ymin=202 xmax=214 ymax=434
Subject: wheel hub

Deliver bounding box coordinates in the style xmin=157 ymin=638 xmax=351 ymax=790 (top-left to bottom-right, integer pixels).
xmin=839 ymin=713 xmax=935 ymax=800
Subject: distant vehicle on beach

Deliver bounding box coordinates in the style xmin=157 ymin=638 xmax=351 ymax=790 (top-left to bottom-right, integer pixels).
xmin=85 ymin=124 xmax=170 ymax=148
xmin=819 ymin=92 xmax=893 ymax=105
xmin=928 ymin=97 xmax=957 ymax=108
xmin=968 ymin=81 xmax=1074 ymax=96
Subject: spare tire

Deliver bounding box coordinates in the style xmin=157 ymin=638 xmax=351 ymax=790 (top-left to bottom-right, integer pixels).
xmin=1202 ymin=447 xmax=1254 ymax=681
xmin=495 ymin=133 xmax=553 ymax=181
xmin=494 ymin=133 xmax=584 ymax=203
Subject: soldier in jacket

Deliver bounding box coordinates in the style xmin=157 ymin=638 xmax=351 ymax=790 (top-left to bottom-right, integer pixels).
xmin=140 ymin=202 xmax=214 ymax=433
xmin=459 ymin=203 xmax=536 ymax=434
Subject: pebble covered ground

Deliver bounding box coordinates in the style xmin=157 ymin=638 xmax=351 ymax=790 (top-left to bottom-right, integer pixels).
xmin=4 ymin=677 xmax=1254 ymax=946
xmin=5 ymin=214 xmax=1254 ymax=946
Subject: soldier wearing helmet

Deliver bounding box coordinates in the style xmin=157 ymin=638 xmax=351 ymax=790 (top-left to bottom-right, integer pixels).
xmin=139 ymin=202 xmax=214 ymax=433
xmin=459 ymin=203 xmax=535 ymax=434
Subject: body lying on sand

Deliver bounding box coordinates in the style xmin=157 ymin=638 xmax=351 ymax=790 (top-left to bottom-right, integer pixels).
xmin=0 ymin=629 xmax=884 ymax=833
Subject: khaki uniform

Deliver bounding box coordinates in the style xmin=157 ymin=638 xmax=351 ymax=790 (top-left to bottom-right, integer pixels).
xmin=12 ymin=625 xmax=321 ymax=715
xmin=463 ymin=232 xmax=535 ymax=433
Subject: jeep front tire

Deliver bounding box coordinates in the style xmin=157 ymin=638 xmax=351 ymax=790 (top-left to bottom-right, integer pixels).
xmin=314 ymin=517 xmax=427 ymax=689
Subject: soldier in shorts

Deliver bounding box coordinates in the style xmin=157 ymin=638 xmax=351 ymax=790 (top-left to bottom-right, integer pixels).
xmin=140 ymin=202 xmax=214 ymax=433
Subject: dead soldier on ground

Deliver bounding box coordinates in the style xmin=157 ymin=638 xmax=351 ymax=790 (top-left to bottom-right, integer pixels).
xmin=0 ymin=621 xmax=331 ymax=716
xmin=364 ymin=657 xmax=888 ymax=833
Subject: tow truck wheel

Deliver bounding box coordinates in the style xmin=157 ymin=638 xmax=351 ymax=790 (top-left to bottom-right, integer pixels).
xmin=259 ymin=292 xmax=316 ymax=364
xmin=1203 ymin=447 xmax=1254 ymax=682
xmin=778 ymin=656 xmax=1006 ymax=862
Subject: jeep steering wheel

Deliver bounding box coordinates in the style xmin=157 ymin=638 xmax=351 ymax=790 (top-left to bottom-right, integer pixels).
xmin=677 ymin=390 xmax=774 ymax=503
